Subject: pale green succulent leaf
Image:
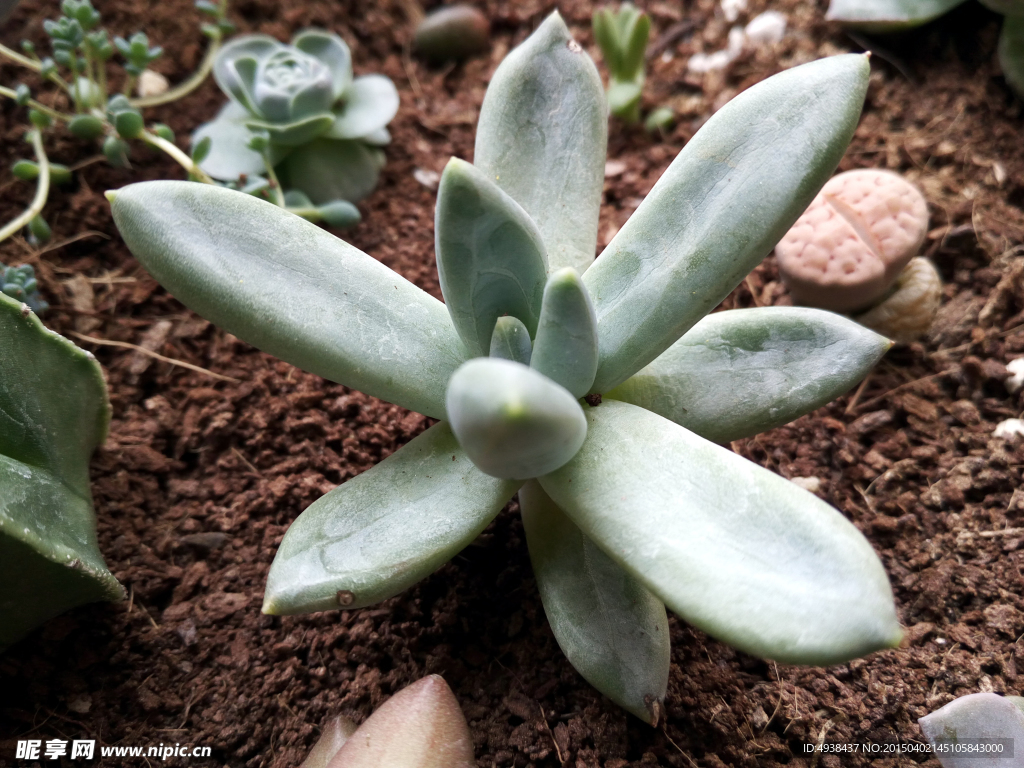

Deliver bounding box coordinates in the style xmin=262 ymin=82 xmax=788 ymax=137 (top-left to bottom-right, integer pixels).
xmin=489 ymin=316 xmax=532 ymax=365
xmin=999 ymin=14 xmax=1024 ymax=100
xmin=520 ymin=481 xmax=669 ymax=724
xmin=109 ymin=181 xmax=467 ymax=419
xmin=326 ymin=74 xmax=400 ymax=140
xmin=606 ymin=308 xmax=891 ymax=444
xmin=213 ymin=34 xmax=281 ymax=113
xmin=245 ymin=113 xmax=335 ymax=147
xmin=263 ymin=422 xmax=518 ymax=614
xmin=446 ymin=358 xmax=587 ymax=480
xmin=592 ymin=9 xmax=622 ymax=73
xmin=363 ymin=126 xmax=391 ymax=146
xmin=278 ymin=138 xmax=381 ymax=203
xmin=531 ymin=268 xmax=598 ymax=398
xmin=919 ymin=693 xmax=1024 ymax=768
xmin=825 ymin=0 xmax=967 ymax=30
xmin=607 ymin=80 xmax=642 ymax=117
xmin=584 ymin=54 xmax=870 ymax=393
xmin=292 ymin=29 xmax=353 ymax=99
xmin=193 ymin=101 xmax=272 ymax=180
xmin=0 ymin=293 xmax=122 ymax=651
xmin=435 ymin=158 xmax=548 ymax=356
xmin=539 ymin=400 xmax=902 ymax=665
xmin=474 ymin=11 xmax=607 ymax=274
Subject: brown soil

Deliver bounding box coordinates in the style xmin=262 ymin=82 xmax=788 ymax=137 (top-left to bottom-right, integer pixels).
xmin=2 ymin=0 xmax=1024 ymax=766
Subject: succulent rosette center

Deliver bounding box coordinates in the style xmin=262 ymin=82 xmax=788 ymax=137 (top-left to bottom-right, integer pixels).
xmin=253 ymin=50 xmax=334 ymax=122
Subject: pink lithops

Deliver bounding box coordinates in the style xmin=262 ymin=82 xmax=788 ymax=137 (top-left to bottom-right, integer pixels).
xmin=775 ymin=169 xmax=929 ymax=312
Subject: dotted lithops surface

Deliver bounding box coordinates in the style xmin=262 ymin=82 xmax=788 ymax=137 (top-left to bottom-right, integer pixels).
xmin=776 ymin=169 xmax=929 ymax=312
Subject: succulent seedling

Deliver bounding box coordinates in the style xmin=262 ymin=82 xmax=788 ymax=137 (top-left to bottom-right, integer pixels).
xmin=1 ymin=262 xmax=49 ymax=314
xmin=593 ymin=3 xmax=652 ymax=123
xmin=299 ymin=676 xmax=474 ymax=768
xmin=826 ymin=0 xmax=1024 ymax=99
xmin=919 ymin=692 xmax=1024 ymax=768
xmin=193 ymin=29 xmax=398 ymax=225
xmin=0 ymin=292 xmax=123 ymax=652
xmin=414 ymin=5 xmax=491 ymax=64
xmin=0 ymin=0 xmax=234 ymax=246
xmin=776 ymin=169 xmax=941 ymax=341
xmin=108 ymin=14 xmax=901 ymax=722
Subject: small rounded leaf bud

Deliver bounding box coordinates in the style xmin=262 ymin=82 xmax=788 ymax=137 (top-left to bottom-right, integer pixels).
xmin=414 ymin=5 xmax=490 ymax=63
xmin=103 ymin=135 xmax=130 ymax=167
xmin=114 ymin=108 xmax=144 ymax=138
xmin=775 ymin=169 xmax=929 ymax=313
xmin=68 ymin=114 xmax=105 ymax=140
xmin=28 ymin=109 xmax=52 ymax=129
xmin=316 ymin=200 xmax=361 ymax=228
xmin=151 ymin=123 xmax=175 ymax=142
xmin=29 ymin=214 xmax=52 ymax=242
xmin=12 ymin=160 xmax=39 ymax=180
xmin=15 ymin=84 xmax=30 ymax=106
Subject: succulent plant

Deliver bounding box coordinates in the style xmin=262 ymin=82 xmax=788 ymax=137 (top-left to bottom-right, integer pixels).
xmin=776 ymin=168 xmax=942 ymax=341
xmin=0 ymin=292 xmax=123 ymax=652
xmin=1 ymin=262 xmax=49 ymax=313
xmin=108 ymin=13 xmax=902 ymax=722
xmin=593 ymin=3 xmax=651 ymax=123
xmin=919 ymin=692 xmax=1024 ymax=768
xmin=194 ymin=30 xmax=399 ymax=207
xmin=826 ymin=0 xmax=1024 ymax=98
xmin=299 ymin=676 xmax=475 ymax=768
xmin=414 ymin=5 xmax=491 ymax=64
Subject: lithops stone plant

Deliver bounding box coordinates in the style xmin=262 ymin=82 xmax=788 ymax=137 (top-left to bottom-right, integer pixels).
xmin=0 ymin=292 xmax=122 ymax=652
xmin=919 ymin=692 xmax=1024 ymax=768
xmin=108 ymin=13 xmax=902 ymax=722
xmin=194 ymin=30 xmax=399 ymax=205
xmin=776 ymin=169 xmax=942 ymax=341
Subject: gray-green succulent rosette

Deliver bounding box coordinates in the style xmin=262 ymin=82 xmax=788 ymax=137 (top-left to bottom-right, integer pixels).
xmin=193 ymin=29 xmax=399 ymax=204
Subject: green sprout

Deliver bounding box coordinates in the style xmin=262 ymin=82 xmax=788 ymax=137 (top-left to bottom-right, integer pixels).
xmin=107 ymin=13 xmax=901 ymax=723
xmin=593 ymin=3 xmax=659 ymax=125
xmin=1 ymin=263 xmax=49 ymax=314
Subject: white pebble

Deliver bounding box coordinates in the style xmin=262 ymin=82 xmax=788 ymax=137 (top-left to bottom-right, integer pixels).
xmin=721 ymin=0 xmax=747 ymax=23
xmin=687 ymin=26 xmax=745 ymax=73
xmin=137 ymin=69 xmax=169 ymax=98
xmin=745 ymin=11 xmax=787 ymax=46
xmin=994 ymin=419 xmax=1024 ymax=440
xmin=413 ymin=168 xmax=440 ymax=190
xmin=1006 ymin=358 xmax=1024 ymax=394
xmin=790 ymin=476 xmax=821 ymax=493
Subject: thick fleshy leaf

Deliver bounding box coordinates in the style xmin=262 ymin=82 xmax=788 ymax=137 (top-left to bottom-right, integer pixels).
xmin=109 ymin=182 xmax=467 ymax=419
xmin=999 ymin=14 xmax=1024 ymax=100
xmin=327 ymin=676 xmax=476 ymax=768
xmin=531 ymin=268 xmax=598 ymax=398
xmin=193 ymin=101 xmax=269 ymax=180
xmin=0 ymin=293 xmax=123 ymax=650
xmin=520 ymin=481 xmax=669 ymax=725
xmin=539 ymin=400 xmax=902 ymax=665
xmin=583 ymin=54 xmax=870 ymax=394
xmin=489 ymin=316 xmax=532 ymax=365
xmin=435 ymin=158 xmax=548 ymax=356
xmin=605 ymin=307 xmax=891 ymax=444
xmin=299 ymin=716 xmax=357 ymax=768
xmin=326 ymin=75 xmax=400 ymax=140
xmin=213 ymin=34 xmax=281 ymax=113
xmin=607 ymin=81 xmax=642 ymax=118
xmin=292 ymin=29 xmax=353 ymax=100
xmin=825 ymin=0 xmax=967 ymax=30
xmin=263 ymin=422 xmax=517 ymax=614
xmin=919 ymin=693 xmax=1024 ymax=768
xmin=446 ymin=358 xmax=586 ymax=479
xmin=474 ymin=11 xmax=607 ymax=274
xmin=246 ymin=113 xmax=335 ymax=146
xmin=279 ymin=138 xmax=382 ymax=203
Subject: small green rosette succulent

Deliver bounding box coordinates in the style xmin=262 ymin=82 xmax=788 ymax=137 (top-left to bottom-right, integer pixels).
xmin=110 ymin=13 xmax=903 ymax=724
xmin=193 ymin=30 xmax=399 ymax=204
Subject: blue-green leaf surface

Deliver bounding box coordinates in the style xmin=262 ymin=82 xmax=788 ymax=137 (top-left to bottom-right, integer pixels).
xmin=583 ymin=54 xmax=870 ymax=393
xmin=539 ymin=400 xmax=902 ymax=665
xmin=520 ymin=481 xmax=669 ymax=724
xmin=213 ymin=34 xmax=280 ymax=113
xmin=919 ymin=693 xmax=1024 ymax=768
xmin=263 ymin=422 xmax=518 ymax=614
xmin=246 ymin=113 xmax=335 ymax=146
xmin=109 ymin=181 xmax=467 ymax=419
xmin=278 ymin=138 xmax=382 ymax=203
xmin=606 ymin=308 xmax=891 ymax=444
xmin=326 ymin=75 xmax=400 ymax=140
xmin=435 ymin=158 xmax=548 ymax=356
xmin=474 ymin=11 xmax=607 ymax=274
xmin=489 ymin=316 xmax=532 ymax=365
xmin=292 ymin=29 xmax=353 ymax=99
xmin=446 ymin=358 xmax=586 ymax=479
xmin=531 ymin=268 xmax=598 ymax=398
xmin=193 ymin=101 xmax=271 ymax=180
xmin=825 ymin=0 xmax=967 ymax=30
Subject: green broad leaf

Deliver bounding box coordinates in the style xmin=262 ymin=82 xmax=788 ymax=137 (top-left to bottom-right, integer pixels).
xmin=605 ymin=307 xmax=891 ymax=444
xmin=213 ymin=35 xmax=280 ymax=113
xmin=278 ymin=138 xmax=382 ymax=204
xmin=192 ymin=102 xmax=272 ymax=180
xmin=474 ymin=11 xmax=607 ymax=275
xmin=489 ymin=316 xmax=532 ymax=365
xmin=999 ymin=14 xmax=1024 ymax=100
xmin=539 ymin=400 xmax=902 ymax=665
xmin=592 ymin=8 xmax=622 ymax=73
xmin=246 ymin=113 xmax=335 ymax=147
xmin=583 ymin=54 xmax=870 ymax=394
xmin=919 ymin=693 xmax=1024 ymax=768
xmin=446 ymin=358 xmax=587 ymax=480
xmin=263 ymin=422 xmax=518 ymax=615
xmin=619 ymin=9 xmax=650 ymax=83
xmin=109 ymin=181 xmax=467 ymax=419
xmin=607 ymin=80 xmax=643 ymax=119
xmin=825 ymin=0 xmax=967 ymax=30
xmin=292 ymin=29 xmax=353 ymax=100
xmin=435 ymin=158 xmax=548 ymax=356
xmin=531 ymin=268 xmax=598 ymax=398
xmin=0 ymin=293 xmax=122 ymax=651
xmin=520 ymin=481 xmax=669 ymax=725
xmin=326 ymin=75 xmax=400 ymax=140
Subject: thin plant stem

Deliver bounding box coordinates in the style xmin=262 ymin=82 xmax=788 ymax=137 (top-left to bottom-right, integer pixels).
xmin=130 ymin=34 xmax=222 ymax=109
xmin=138 ymin=130 xmax=214 ymax=184
xmin=261 ymin=149 xmax=285 ymax=207
xmin=0 ymin=85 xmax=76 ymax=121
xmin=285 ymin=206 xmax=321 ymax=222
xmin=122 ymin=73 xmax=137 ymax=98
xmin=0 ymin=129 xmax=50 ymax=244
xmin=0 ymin=42 xmax=73 ymax=94
xmin=96 ymin=57 xmax=108 ymax=97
